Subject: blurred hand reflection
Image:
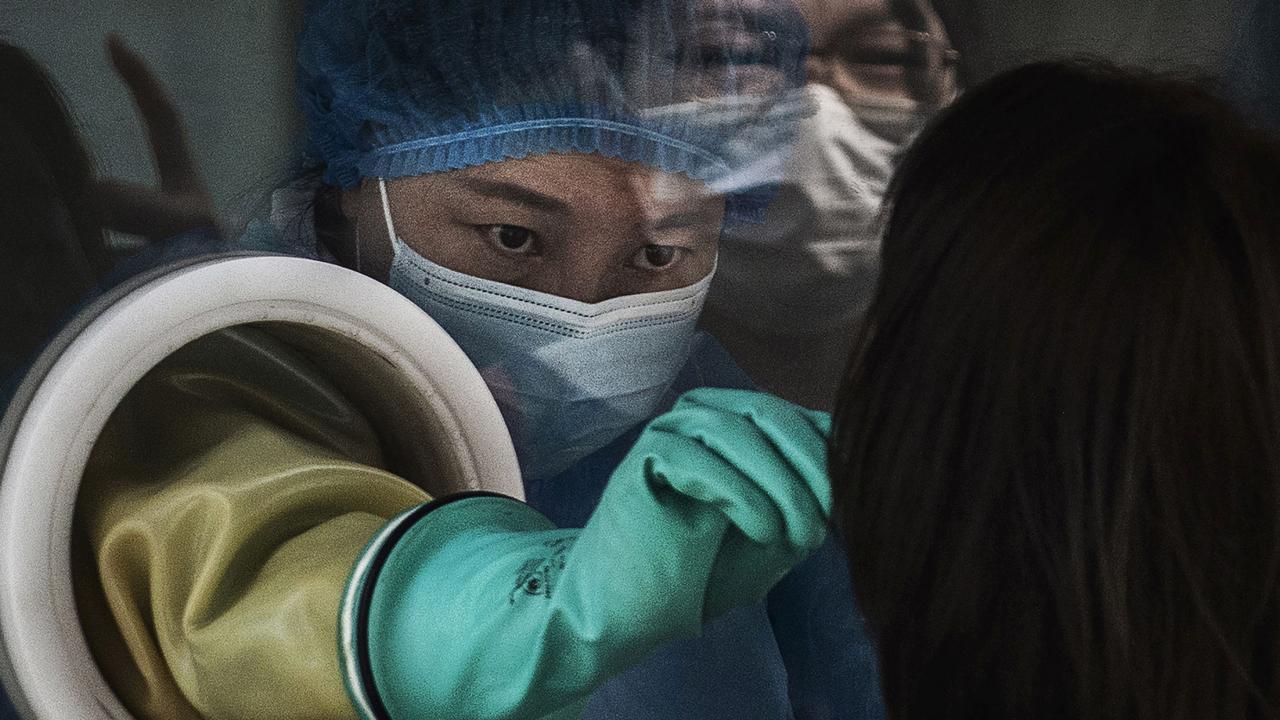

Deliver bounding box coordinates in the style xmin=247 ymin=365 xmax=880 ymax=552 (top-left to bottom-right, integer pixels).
xmin=92 ymin=35 xmax=216 ymax=241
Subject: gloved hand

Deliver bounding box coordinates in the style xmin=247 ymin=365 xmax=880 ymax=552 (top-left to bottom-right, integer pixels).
xmin=339 ymin=388 xmax=832 ymax=720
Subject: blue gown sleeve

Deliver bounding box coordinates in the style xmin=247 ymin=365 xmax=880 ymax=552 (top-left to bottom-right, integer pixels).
xmin=681 ymin=332 xmax=888 ymax=718
xmin=0 ymin=686 xmax=17 ymax=720
xmin=766 ymin=537 xmax=886 ymax=720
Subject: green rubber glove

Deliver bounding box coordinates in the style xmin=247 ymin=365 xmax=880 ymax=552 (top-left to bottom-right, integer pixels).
xmin=339 ymin=388 xmax=832 ymax=720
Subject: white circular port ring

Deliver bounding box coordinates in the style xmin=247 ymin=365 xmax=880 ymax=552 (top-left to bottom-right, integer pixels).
xmin=0 ymin=254 xmax=523 ymax=719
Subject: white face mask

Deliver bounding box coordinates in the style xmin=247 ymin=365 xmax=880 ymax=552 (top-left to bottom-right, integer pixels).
xmin=841 ymin=92 xmax=932 ymax=146
xmin=379 ymin=179 xmax=714 ymax=480
xmin=708 ymin=83 xmax=902 ymax=337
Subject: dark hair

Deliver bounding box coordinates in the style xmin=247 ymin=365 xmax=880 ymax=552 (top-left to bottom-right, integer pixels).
xmin=831 ymin=60 xmax=1280 ymax=720
xmin=307 ymin=169 xmax=353 ymax=268
xmin=0 ymin=43 xmax=109 ymax=379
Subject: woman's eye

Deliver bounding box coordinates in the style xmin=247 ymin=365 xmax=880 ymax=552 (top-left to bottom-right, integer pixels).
xmin=635 ymin=244 xmax=683 ymax=270
xmin=480 ymin=225 xmax=539 ymax=254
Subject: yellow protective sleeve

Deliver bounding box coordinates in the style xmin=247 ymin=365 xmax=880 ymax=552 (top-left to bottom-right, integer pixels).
xmin=73 ymin=327 xmax=430 ymax=720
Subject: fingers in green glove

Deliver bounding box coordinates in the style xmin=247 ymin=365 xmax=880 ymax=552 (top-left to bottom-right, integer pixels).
xmin=635 ymin=428 xmax=789 ymax=546
xmin=655 ymin=388 xmax=833 ymax=519
xmin=643 ymin=416 xmax=827 ymax=552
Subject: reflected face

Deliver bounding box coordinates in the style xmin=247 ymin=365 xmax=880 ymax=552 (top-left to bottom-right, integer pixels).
xmin=610 ymin=0 xmax=808 ymax=104
xmin=682 ymin=0 xmax=804 ymax=97
xmin=801 ymin=0 xmax=957 ymax=105
xmin=350 ymin=153 xmax=725 ymax=304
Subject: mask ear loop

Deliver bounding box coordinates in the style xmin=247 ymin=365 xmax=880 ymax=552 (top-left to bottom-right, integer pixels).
xmin=353 ymin=215 xmax=362 ymax=274
xmin=378 ymin=177 xmax=398 ymax=249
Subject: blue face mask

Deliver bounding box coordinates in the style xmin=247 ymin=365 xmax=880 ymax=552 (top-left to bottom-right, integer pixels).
xmin=380 ymin=179 xmax=714 ymax=480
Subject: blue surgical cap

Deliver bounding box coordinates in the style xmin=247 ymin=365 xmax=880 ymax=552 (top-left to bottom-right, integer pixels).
xmin=296 ymin=0 xmax=810 ymax=221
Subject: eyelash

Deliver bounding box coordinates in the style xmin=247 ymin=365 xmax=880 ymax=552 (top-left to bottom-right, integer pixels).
xmin=477 ymin=224 xmax=542 ymax=256
xmin=631 ymin=245 xmax=688 ymax=272
xmin=476 ymin=225 xmax=692 ymax=272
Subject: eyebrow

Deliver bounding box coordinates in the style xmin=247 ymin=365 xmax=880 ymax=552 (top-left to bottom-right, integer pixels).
xmin=649 ymin=206 xmax=718 ymax=234
xmin=453 ymin=177 xmax=571 ymax=213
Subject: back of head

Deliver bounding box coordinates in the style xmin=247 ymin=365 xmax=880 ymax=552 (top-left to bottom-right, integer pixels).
xmin=0 ymin=43 xmax=107 ymax=382
xmin=831 ymin=61 xmax=1280 ymax=720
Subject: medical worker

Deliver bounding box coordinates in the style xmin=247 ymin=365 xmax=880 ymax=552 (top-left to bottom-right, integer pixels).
xmin=285 ymin=2 xmax=879 ymax=714
xmin=703 ymin=0 xmax=958 ymax=410
xmin=73 ymin=1 xmax=878 ymax=719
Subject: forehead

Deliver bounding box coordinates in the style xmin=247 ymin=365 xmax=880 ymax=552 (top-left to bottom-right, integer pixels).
xmin=394 ymin=153 xmax=722 ymax=214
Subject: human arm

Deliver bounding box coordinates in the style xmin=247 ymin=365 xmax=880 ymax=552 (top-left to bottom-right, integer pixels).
xmin=340 ymin=388 xmax=833 ymax=720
